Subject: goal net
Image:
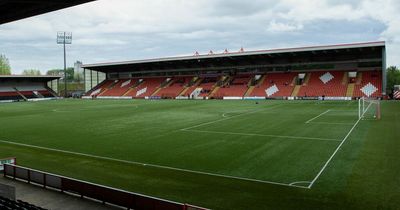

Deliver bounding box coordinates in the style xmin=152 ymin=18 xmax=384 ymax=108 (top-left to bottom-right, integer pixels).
xmin=358 ymin=97 xmax=381 ymax=120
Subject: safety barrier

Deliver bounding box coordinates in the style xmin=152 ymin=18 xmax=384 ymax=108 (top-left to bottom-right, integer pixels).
xmin=3 ymin=164 xmax=208 ymax=210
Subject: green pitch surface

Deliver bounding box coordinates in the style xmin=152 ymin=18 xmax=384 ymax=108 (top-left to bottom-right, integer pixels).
xmin=0 ymin=99 xmax=399 ymax=209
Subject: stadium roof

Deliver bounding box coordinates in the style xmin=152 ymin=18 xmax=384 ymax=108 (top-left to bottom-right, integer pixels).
xmin=0 ymin=75 xmax=61 ymax=82
xmin=82 ymin=41 xmax=386 ymax=74
xmin=0 ymin=0 xmax=96 ymax=25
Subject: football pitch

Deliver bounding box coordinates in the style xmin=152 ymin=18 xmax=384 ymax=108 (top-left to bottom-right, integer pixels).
xmin=0 ymin=99 xmax=399 ymax=209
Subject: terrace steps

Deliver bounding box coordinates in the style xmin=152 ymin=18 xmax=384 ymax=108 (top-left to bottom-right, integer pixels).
xmin=209 ymin=86 xmax=220 ymax=98
xmin=346 ymin=83 xmax=355 ymax=97
xmin=151 ymin=87 xmax=162 ymax=97
xmin=178 ymin=87 xmax=190 ymax=96
xmin=122 ymin=80 xmax=143 ymax=96
xmin=303 ymin=73 xmax=311 ymax=85
xmin=97 ymin=88 xmax=110 ymax=96
xmin=13 ymin=87 xmax=27 ymax=100
xmin=151 ymin=79 xmax=173 ymax=97
xmin=356 ymin=72 xmax=363 ymax=84
xmin=342 ymin=72 xmax=349 ymax=85
xmin=291 ymin=76 xmax=297 ymax=86
xmin=244 ymin=86 xmax=255 ymax=97
xmin=98 ymin=82 xmax=116 ymax=96
xmin=244 ymin=75 xmax=266 ymax=97
xmin=179 ymin=77 xmax=202 ymax=96
xmin=291 ymin=85 xmax=301 ymax=97
xmin=257 ymin=75 xmax=266 ymax=86
xmin=46 ymin=87 xmax=59 ymax=97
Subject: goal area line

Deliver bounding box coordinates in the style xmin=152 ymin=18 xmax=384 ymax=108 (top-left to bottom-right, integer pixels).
xmin=180 ymin=129 xmax=342 ymax=142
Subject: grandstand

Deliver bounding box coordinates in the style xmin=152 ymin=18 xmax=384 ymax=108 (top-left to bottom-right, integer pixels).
xmin=82 ymin=41 xmax=386 ymax=100
xmin=0 ymin=76 xmax=60 ymax=102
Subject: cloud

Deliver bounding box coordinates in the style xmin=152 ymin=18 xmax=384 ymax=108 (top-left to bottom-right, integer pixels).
xmin=0 ymin=0 xmax=398 ymax=74
xmin=267 ymin=20 xmax=303 ymax=32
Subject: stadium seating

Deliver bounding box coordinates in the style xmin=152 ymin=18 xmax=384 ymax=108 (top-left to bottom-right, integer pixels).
xmin=179 ymin=77 xmax=203 ymax=98
xmin=153 ymin=77 xmax=191 ymax=98
xmin=0 ymin=196 xmax=47 ymax=210
xmin=213 ymin=75 xmax=250 ymax=98
xmin=0 ymin=85 xmax=56 ymax=101
xmin=98 ymin=79 xmax=135 ymax=96
xmin=198 ymin=77 xmax=218 ymax=97
xmin=250 ymin=72 xmax=297 ymax=97
xmin=0 ymin=91 xmax=24 ymax=101
xmin=121 ymin=77 xmax=164 ymax=98
xmin=297 ymin=71 xmax=347 ymax=97
xmin=83 ymin=70 xmax=383 ymax=99
xmin=353 ymin=71 xmax=382 ymax=98
xmin=86 ymin=80 xmax=114 ymax=97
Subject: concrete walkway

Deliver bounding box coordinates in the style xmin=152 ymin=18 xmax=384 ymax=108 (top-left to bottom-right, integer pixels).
xmin=0 ymin=176 xmax=121 ymax=210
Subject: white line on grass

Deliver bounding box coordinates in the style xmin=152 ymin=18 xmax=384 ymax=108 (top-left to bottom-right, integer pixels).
xmin=307 ymin=102 xmax=372 ymax=188
xmin=181 ymin=104 xmax=282 ymax=131
xmin=181 ymin=129 xmax=342 ymax=142
xmin=305 ymin=109 xmax=331 ymax=124
xmin=307 ymin=122 xmax=354 ymax=125
xmin=0 ymin=139 xmax=308 ymax=189
xmin=289 ymin=181 xmax=311 ymax=186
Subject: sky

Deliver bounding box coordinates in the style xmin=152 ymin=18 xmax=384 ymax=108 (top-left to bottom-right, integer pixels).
xmin=0 ymin=0 xmax=399 ymax=74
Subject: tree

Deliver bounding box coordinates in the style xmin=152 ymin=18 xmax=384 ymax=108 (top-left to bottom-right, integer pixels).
xmin=74 ymin=71 xmax=84 ymax=83
xmin=46 ymin=67 xmax=74 ymax=81
xmin=386 ymin=66 xmax=400 ymax=94
xmin=22 ymin=69 xmax=42 ymax=76
xmin=0 ymin=54 xmax=11 ymax=75
xmin=46 ymin=69 xmax=63 ymax=76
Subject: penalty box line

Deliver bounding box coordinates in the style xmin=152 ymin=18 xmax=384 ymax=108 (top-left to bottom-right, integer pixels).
xmin=0 ymin=139 xmax=308 ymax=189
xmin=181 ymin=129 xmax=342 ymax=142
xmin=307 ymin=103 xmax=371 ymax=188
xmin=180 ymin=104 xmax=283 ymax=131
xmin=305 ymin=109 xmax=331 ymax=124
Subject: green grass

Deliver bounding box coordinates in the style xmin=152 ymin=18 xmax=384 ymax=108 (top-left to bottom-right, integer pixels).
xmin=0 ymin=99 xmax=399 ymax=209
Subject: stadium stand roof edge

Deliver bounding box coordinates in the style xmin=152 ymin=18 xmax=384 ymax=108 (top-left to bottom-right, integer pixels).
xmin=0 ymin=75 xmax=61 ymax=82
xmin=82 ymin=41 xmax=385 ymax=70
xmin=0 ymin=0 xmax=97 ymax=25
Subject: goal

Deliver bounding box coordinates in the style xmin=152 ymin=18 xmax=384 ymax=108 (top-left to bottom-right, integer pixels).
xmin=358 ymin=97 xmax=381 ymax=120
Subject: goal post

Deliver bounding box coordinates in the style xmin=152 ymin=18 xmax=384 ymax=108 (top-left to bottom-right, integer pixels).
xmin=358 ymin=97 xmax=381 ymax=120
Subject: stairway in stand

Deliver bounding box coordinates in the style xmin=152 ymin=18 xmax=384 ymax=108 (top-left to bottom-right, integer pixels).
xmin=244 ymin=86 xmax=255 ymax=97
xmin=122 ymin=79 xmax=143 ymax=96
xmin=151 ymin=78 xmax=174 ymax=97
xmin=346 ymin=83 xmax=355 ymax=97
xmin=245 ymin=75 xmax=266 ymax=96
xmin=291 ymin=85 xmax=301 ymax=97
xmin=208 ymin=86 xmax=220 ymax=98
xmin=356 ymin=72 xmax=363 ymax=84
xmin=13 ymin=87 xmax=27 ymax=100
xmin=179 ymin=77 xmax=203 ymax=96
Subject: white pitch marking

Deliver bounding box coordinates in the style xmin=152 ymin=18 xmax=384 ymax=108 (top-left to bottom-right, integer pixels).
xmin=305 ymin=109 xmax=331 ymax=124
xmin=181 ymin=104 xmax=282 ymax=131
xmin=307 ymin=122 xmax=354 ymax=125
xmin=307 ymin=102 xmax=372 ymax=188
xmin=0 ymin=139 xmax=308 ymax=189
xmin=52 ymin=105 xmax=139 ymax=112
xmin=289 ymin=181 xmax=311 ymax=186
xmin=181 ymin=129 xmax=341 ymax=142
xmin=221 ymin=110 xmax=253 ymax=118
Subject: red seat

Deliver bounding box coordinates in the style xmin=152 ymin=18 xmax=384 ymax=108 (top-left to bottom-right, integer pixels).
xmin=297 ymin=71 xmax=346 ymax=97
